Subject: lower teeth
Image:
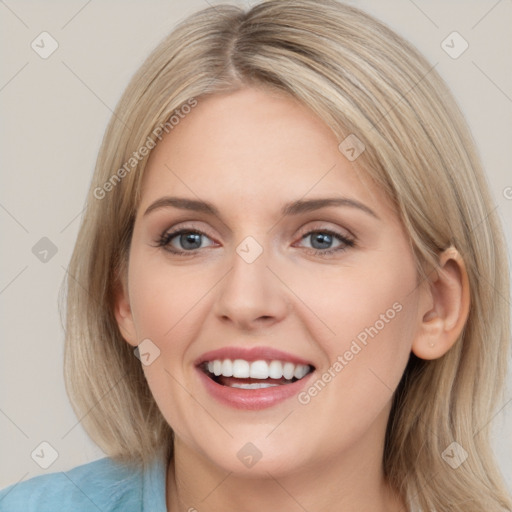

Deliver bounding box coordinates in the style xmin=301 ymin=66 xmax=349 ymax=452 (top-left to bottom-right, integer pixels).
xmin=229 ymin=382 xmax=280 ymax=389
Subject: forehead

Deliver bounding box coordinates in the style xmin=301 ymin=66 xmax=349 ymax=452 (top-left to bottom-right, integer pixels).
xmin=138 ymin=87 xmax=395 ymax=221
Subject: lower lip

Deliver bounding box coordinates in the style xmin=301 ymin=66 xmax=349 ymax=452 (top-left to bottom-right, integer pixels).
xmin=196 ymin=367 xmax=314 ymax=410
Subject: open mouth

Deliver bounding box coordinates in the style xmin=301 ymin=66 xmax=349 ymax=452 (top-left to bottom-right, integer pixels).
xmin=199 ymin=359 xmax=315 ymax=389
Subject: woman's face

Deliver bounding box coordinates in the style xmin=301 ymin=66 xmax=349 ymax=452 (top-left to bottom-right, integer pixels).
xmin=117 ymin=86 xmax=427 ymax=477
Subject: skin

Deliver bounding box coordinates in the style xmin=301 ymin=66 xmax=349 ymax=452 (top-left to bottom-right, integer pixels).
xmin=115 ymin=86 xmax=470 ymax=512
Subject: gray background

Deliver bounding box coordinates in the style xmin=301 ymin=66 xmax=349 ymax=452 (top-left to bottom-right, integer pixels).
xmin=1 ymin=0 xmax=511 ymax=492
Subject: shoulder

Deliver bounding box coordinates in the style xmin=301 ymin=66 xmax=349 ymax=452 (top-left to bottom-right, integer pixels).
xmin=0 ymin=456 xmax=144 ymax=512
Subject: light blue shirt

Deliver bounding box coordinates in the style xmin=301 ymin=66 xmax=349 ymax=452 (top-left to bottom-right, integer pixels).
xmin=0 ymin=450 xmax=168 ymax=511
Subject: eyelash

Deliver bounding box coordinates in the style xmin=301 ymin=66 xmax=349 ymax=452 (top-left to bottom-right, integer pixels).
xmin=154 ymin=226 xmax=356 ymax=258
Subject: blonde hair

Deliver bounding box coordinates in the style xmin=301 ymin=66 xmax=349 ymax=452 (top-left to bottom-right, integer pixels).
xmin=62 ymin=1 xmax=511 ymax=510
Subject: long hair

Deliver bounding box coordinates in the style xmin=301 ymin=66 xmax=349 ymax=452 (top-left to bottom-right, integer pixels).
xmin=61 ymin=1 xmax=511 ymax=510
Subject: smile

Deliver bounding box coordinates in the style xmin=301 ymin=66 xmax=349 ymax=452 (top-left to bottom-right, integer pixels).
xmin=202 ymin=359 xmax=312 ymax=389
xmin=195 ymin=347 xmax=316 ymax=409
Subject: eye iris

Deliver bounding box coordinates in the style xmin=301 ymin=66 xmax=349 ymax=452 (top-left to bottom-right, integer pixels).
xmin=180 ymin=232 xmax=202 ymax=250
xmin=311 ymin=232 xmax=332 ymax=250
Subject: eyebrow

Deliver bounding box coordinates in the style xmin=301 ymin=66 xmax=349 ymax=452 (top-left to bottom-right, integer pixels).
xmin=143 ymin=196 xmax=379 ymax=220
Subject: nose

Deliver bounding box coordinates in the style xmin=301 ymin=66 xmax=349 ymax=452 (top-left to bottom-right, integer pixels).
xmin=213 ymin=245 xmax=291 ymax=332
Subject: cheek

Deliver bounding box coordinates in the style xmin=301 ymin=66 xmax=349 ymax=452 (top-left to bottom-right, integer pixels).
xmin=127 ymin=254 xmax=218 ymax=441
xmin=287 ymin=268 xmax=418 ymax=454
xmin=289 ymin=253 xmax=417 ymax=349
xmin=128 ymin=251 xmax=213 ymax=341
xmin=290 ymin=249 xmax=419 ymax=404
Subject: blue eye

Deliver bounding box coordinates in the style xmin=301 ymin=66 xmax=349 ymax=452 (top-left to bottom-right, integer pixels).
xmin=297 ymin=229 xmax=355 ymax=255
xmin=156 ymin=228 xmax=355 ymax=257
xmin=157 ymin=229 xmax=214 ymax=254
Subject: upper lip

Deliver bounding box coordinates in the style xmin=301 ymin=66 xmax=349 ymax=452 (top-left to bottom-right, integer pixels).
xmin=195 ymin=346 xmax=314 ymax=367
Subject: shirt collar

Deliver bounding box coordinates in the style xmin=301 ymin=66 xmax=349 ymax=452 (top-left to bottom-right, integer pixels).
xmin=142 ymin=449 xmax=169 ymax=511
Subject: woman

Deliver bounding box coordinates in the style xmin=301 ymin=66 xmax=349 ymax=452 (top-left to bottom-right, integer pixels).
xmin=1 ymin=1 xmax=510 ymax=510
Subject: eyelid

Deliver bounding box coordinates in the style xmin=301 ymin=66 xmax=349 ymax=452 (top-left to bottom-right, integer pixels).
xmin=153 ymin=214 xmax=357 ymax=236
xmin=157 ymin=220 xmax=354 ymax=244
xmin=296 ymin=220 xmax=355 ymax=239
xmin=158 ymin=221 xmax=218 ymax=240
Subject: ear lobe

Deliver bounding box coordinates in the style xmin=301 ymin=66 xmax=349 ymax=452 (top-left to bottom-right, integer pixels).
xmin=411 ymin=247 xmax=470 ymax=360
xmin=113 ymin=277 xmax=138 ymax=347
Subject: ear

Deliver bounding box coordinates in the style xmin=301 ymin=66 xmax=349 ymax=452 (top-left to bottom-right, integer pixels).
xmin=113 ymin=271 xmax=138 ymax=348
xmin=411 ymin=246 xmax=470 ymax=360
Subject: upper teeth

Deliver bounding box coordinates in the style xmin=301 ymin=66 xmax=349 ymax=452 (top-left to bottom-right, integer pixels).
xmin=206 ymin=359 xmax=310 ymax=380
